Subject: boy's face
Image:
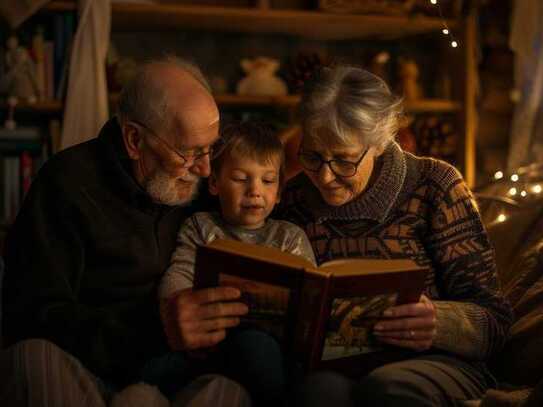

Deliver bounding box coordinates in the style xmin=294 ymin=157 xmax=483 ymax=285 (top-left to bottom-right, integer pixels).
xmin=209 ymin=153 xmax=281 ymax=230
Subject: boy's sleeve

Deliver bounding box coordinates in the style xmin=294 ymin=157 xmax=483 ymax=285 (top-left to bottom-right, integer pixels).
xmin=158 ymin=215 xmax=207 ymax=350
xmin=286 ymin=224 xmax=317 ymax=266
xmin=158 ymin=216 xmax=204 ymax=300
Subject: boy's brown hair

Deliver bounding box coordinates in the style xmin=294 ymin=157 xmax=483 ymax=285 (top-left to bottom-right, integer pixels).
xmin=211 ymin=121 xmax=286 ymax=186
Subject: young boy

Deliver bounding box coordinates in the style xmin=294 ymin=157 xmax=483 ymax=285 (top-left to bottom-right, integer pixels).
xmin=159 ymin=121 xmax=315 ymax=300
xmin=144 ymin=121 xmax=315 ymax=405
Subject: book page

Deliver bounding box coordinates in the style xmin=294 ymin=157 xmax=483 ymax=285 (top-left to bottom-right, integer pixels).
xmin=208 ymin=238 xmax=314 ymax=270
xmin=219 ymin=273 xmax=290 ymax=340
xmin=320 ymin=258 xmax=422 ymax=277
xmin=321 ymin=293 xmax=398 ymax=361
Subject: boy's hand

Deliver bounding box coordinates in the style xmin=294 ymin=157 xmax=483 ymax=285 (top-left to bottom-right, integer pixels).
xmin=373 ymin=294 xmax=436 ymax=352
xmin=171 ymin=287 xmax=248 ymax=351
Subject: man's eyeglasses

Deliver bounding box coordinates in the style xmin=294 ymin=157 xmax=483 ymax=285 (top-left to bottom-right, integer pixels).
xmin=130 ymin=120 xmax=225 ymax=168
xmin=298 ymin=148 xmax=369 ymax=178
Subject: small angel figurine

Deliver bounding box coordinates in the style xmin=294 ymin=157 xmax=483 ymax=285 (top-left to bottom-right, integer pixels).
xmin=2 ymin=35 xmax=39 ymax=103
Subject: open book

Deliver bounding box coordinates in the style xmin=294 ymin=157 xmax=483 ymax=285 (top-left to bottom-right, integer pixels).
xmin=194 ymin=238 xmax=428 ymax=375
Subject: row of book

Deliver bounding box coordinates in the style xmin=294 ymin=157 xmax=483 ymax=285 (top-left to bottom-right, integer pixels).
xmin=28 ymin=11 xmax=76 ymax=101
xmin=0 ymin=127 xmax=50 ymax=225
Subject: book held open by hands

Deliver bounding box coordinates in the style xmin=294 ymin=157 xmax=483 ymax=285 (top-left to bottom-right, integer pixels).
xmin=194 ymin=238 xmax=428 ymax=375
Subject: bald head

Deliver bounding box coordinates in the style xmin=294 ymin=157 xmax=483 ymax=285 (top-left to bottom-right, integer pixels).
xmin=118 ymin=57 xmax=220 ymax=206
xmin=117 ymin=57 xmax=219 ymax=138
xmin=143 ymin=62 xmax=219 ymax=139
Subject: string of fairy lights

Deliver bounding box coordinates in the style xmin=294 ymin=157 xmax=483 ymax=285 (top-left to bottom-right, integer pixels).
xmin=493 ymin=164 xmax=543 ymax=199
xmin=484 ymin=163 xmax=543 ymax=225
xmin=428 ymin=2 xmax=540 ymax=225
xmin=430 ymin=0 xmax=459 ymax=48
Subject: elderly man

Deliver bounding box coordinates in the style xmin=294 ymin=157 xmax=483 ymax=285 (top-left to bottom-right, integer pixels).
xmin=0 ymin=57 xmax=250 ymax=406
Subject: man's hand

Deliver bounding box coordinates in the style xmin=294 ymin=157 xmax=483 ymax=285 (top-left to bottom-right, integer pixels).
xmin=373 ymin=295 xmax=436 ymax=352
xmin=171 ymin=287 xmax=248 ymax=351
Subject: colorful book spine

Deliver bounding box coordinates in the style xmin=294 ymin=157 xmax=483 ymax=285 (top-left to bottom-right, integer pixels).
xmin=20 ymin=151 xmax=33 ymax=198
xmin=31 ymin=26 xmax=46 ymax=101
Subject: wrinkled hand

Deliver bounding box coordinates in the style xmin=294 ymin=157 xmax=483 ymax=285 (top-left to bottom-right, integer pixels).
xmin=171 ymin=287 xmax=248 ymax=351
xmin=373 ymin=294 xmax=436 ymax=352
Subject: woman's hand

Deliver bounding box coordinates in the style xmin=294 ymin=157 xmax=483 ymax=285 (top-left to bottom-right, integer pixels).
xmin=373 ymin=294 xmax=436 ymax=352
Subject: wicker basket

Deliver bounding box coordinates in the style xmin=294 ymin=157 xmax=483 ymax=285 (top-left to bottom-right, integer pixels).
xmin=319 ymin=0 xmax=415 ymax=15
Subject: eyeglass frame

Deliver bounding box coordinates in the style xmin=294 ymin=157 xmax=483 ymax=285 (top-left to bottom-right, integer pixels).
xmin=129 ymin=119 xmax=224 ymax=168
xmin=297 ymin=147 xmax=370 ymax=178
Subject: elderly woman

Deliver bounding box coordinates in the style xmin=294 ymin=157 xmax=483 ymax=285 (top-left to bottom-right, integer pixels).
xmin=278 ymin=65 xmax=513 ymax=407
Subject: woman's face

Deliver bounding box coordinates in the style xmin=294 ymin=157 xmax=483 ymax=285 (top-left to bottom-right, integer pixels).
xmin=300 ymin=128 xmax=379 ymax=206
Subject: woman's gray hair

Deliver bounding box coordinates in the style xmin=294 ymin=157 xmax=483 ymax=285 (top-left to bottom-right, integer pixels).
xmin=116 ymin=55 xmax=211 ymax=133
xmin=300 ymin=65 xmax=403 ymax=150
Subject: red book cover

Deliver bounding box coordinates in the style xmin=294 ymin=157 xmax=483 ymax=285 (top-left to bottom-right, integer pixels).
xmin=20 ymin=151 xmax=33 ymax=197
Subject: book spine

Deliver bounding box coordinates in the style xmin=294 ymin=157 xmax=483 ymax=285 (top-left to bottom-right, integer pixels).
xmin=43 ymin=41 xmax=55 ymax=101
xmin=53 ymin=14 xmax=65 ymax=97
xmin=3 ymin=158 xmax=10 ymax=223
xmin=32 ymin=26 xmax=46 ymax=101
xmin=49 ymin=119 xmax=62 ymax=155
xmin=55 ymin=12 xmax=75 ymax=101
xmin=5 ymin=157 xmax=20 ymax=223
xmin=20 ymin=151 xmax=33 ymax=198
xmin=293 ymin=271 xmax=331 ymax=371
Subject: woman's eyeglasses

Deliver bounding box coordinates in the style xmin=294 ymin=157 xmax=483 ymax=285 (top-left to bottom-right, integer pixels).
xmin=298 ymin=148 xmax=369 ymax=178
xmin=130 ymin=120 xmax=225 ymax=168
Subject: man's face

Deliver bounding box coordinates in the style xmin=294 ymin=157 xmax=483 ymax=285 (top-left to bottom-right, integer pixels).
xmin=209 ymin=153 xmax=281 ymax=229
xmin=138 ymin=110 xmax=220 ymax=206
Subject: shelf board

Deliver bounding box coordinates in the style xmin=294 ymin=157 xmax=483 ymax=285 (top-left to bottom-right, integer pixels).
xmin=45 ymin=1 xmax=457 ymax=40
xmin=215 ymin=95 xmax=461 ymax=113
xmin=404 ymin=99 xmax=461 ymax=113
xmin=0 ymin=100 xmax=63 ymax=113
xmin=214 ymin=94 xmax=300 ymax=107
xmin=2 ymin=95 xmax=460 ymax=114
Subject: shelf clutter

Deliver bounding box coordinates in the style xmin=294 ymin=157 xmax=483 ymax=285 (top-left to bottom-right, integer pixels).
xmin=0 ymin=94 xmax=461 ymax=113
xmin=45 ymin=1 xmax=458 ymax=40
xmin=0 ymin=0 xmax=476 ymax=230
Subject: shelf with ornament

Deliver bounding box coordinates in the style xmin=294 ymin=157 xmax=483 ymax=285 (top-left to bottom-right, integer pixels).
xmin=0 ymin=99 xmax=64 ymax=114
xmin=1 ymin=94 xmax=461 ymax=115
xmin=44 ymin=1 xmax=458 ymax=40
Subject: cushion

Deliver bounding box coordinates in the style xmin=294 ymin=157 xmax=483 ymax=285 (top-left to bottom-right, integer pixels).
xmin=489 ymin=240 xmax=543 ymax=386
xmin=483 ymin=200 xmax=543 ymax=287
xmin=480 ymin=198 xmax=543 ymax=386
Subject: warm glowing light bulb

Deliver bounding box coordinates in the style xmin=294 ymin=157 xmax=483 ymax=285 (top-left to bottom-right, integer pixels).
xmin=442 ymin=28 xmax=449 ymax=35
xmin=497 ymin=214 xmax=507 ymax=223
xmin=521 ymin=190 xmax=527 ymax=197
xmin=511 ymin=174 xmax=519 ymax=182
xmin=494 ymin=171 xmax=504 ymax=180
xmin=533 ymin=184 xmax=542 ymax=194
xmin=509 ymin=187 xmax=517 ymax=196
xmin=430 ymin=0 xmax=437 ymax=4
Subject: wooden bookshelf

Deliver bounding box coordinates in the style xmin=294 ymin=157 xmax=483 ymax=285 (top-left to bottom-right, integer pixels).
xmin=2 ymin=95 xmax=460 ymax=114
xmin=0 ymin=100 xmax=63 ymax=114
xmin=45 ymin=1 xmax=457 ymax=40
xmin=41 ymin=0 xmax=477 ymax=186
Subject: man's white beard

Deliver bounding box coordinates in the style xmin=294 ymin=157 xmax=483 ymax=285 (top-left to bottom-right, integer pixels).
xmin=144 ymin=170 xmax=200 ymax=206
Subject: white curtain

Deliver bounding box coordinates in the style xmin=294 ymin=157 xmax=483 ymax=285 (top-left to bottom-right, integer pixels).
xmin=61 ymin=0 xmax=110 ymax=150
xmin=508 ymin=0 xmax=543 ymax=170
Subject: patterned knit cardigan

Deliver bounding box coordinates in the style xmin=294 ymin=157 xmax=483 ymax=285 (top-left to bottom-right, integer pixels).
xmin=277 ymin=142 xmax=513 ymax=360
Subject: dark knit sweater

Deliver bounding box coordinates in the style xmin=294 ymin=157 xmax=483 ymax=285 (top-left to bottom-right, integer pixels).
xmin=278 ymin=142 xmax=513 ymax=360
xmin=2 ymin=118 xmax=205 ymax=386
